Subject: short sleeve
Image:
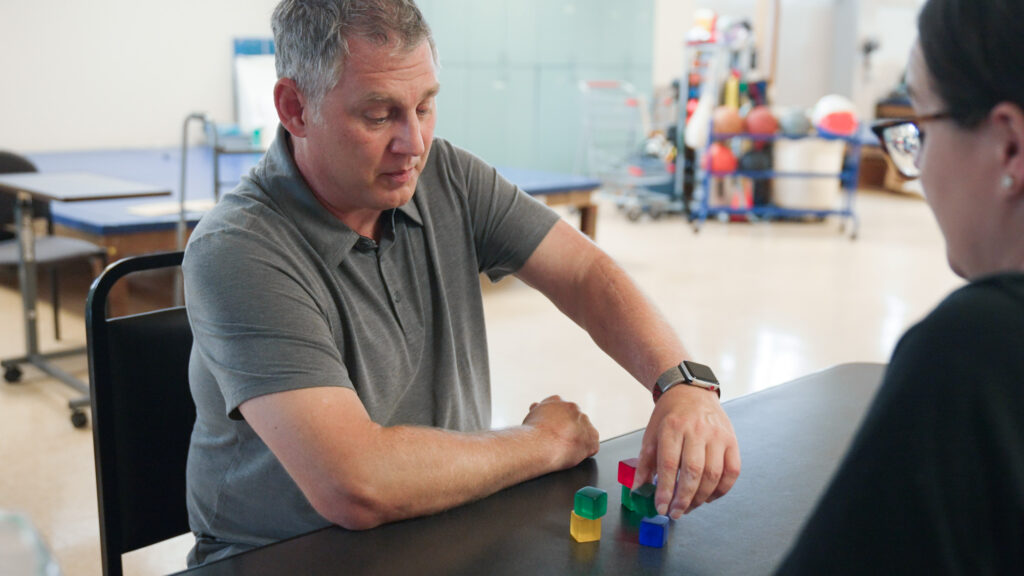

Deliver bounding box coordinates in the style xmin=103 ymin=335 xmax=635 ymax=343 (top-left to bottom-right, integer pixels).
xmin=183 ymin=220 xmax=352 ymax=419
xmin=438 ymin=142 xmax=560 ymax=281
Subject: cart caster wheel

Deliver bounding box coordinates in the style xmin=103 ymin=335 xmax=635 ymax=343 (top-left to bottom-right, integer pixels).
xmin=649 ymin=207 xmax=665 ymax=220
xmin=626 ymin=207 xmax=643 ymax=222
xmin=71 ymin=410 xmax=89 ymax=429
xmin=3 ymin=365 xmax=22 ymax=384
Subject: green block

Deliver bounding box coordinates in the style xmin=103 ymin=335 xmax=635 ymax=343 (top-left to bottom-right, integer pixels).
xmin=631 ymin=483 xmax=658 ymax=518
xmin=574 ymin=486 xmax=608 ymax=520
xmin=621 ymin=484 xmax=635 ymax=512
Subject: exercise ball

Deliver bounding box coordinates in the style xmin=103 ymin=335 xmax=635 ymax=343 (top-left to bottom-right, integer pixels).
xmin=812 ymin=94 xmax=858 ymax=137
xmin=739 ymin=149 xmax=774 ymax=206
xmin=705 ymin=142 xmax=738 ymax=173
xmin=779 ymin=108 xmax=812 ymax=136
xmin=744 ymin=105 xmax=778 ymax=135
xmin=738 ymin=149 xmax=772 ymax=172
xmin=712 ymin=105 xmax=744 ymax=135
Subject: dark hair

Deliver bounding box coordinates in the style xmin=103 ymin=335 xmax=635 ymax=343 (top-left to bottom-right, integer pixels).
xmin=918 ymin=0 xmax=1024 ymax=128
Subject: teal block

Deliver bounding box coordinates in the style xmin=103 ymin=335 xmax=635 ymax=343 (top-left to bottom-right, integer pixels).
xmin=620 ymin=484 xmax=635 ymax=511
xmin=574 ymin=486 xmax=608 ymax=520
xmin=631 ymin=483 xmax=658 ymax=518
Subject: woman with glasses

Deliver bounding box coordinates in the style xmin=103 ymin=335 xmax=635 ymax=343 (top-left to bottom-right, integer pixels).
xmin=777 ymin=0 xmax=1024 ymax=573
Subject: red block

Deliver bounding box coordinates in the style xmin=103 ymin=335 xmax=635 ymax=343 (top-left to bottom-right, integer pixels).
xmin=618 ymin=458 xmax=639 ymax=488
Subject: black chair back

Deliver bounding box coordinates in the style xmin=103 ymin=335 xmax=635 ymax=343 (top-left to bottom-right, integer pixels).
xmin=86 ymin=251 xmax=195 ymax=576
xmin=0 ymin=151 xmax=50 ymax=238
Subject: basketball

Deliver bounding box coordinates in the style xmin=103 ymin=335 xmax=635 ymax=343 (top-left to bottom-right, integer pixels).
xmin=745 ymin=105 xmax=778 ymax=135
xmin=712 ymin=106 xmax=744 ymax=135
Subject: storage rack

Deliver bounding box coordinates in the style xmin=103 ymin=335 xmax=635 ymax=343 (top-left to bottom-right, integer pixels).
xmin=691 ymin=130 xmax=862 ymax=239
xmin=674 ymin=39 xmax=862 ymax=239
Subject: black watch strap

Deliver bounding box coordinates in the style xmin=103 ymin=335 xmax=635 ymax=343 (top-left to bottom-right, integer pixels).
xmin=653 ymin=361 xmax=721 ymax=401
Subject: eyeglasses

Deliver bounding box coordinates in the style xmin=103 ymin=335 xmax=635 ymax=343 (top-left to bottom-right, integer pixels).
xmin=871 ymin=112 xmax=951 ymax=179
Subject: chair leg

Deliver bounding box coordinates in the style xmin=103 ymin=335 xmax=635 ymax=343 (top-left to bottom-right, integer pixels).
xmin=51 ymin=267 xmax=61 ymax=341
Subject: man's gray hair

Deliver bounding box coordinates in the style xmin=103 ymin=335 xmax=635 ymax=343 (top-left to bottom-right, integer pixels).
xmin=272 ymin=0 xmax=437 ymax=121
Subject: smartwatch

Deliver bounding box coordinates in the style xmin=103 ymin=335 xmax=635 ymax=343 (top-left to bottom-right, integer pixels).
xmin=653 ymin=361 xmax=721 ymax=401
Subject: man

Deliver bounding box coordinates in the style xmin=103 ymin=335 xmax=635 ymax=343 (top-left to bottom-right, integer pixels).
xmin=183 ymin=0 xmax=740 ymax=565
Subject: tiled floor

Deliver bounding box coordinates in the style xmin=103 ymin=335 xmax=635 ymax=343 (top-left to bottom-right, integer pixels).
xmin=0 ymin=189 xmax=963 ymax=575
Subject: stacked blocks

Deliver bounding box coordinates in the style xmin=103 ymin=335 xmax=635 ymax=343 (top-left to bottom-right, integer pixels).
xmin=620 ymin=484 xmax=635 ymax=512
xmin=618 ymin=458 xmax=670 ymax=548
xmin=618 ymin=457 xmax=638 ymax=512
xmin=630 ymin=483 xmax=658 ymax=519
xmin=570 ymin=511 xmax=601 ymax=543
xmin=574 ymin=486 xmax=608 ymax=519
xmin=639 ymin=515 xmax=670 ymax=548
xmin=570 ymin=486 xmax=607 ymax=542
xmin=618 ymin=457 xmax=638 ymax=488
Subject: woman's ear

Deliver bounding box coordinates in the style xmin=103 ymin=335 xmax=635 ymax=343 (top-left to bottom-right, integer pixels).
xmin=275 ymin=78 xmax=308 ymax=138
xmin=990 ymin=102 xmax=1024 ymax=196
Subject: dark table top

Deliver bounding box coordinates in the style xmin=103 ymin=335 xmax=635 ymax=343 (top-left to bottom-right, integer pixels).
xmin=175 ymin=362 xmax=886 ymax=576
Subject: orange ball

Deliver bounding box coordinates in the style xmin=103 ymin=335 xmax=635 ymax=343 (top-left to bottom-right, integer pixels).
xmin=712 ymin=106 xmax=744 ymax=134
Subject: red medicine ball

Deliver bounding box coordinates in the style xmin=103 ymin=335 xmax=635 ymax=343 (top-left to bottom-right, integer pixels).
xmin=704 ymin=142 xmax=738 ymax=173
xmin=745 ymin=105 xmax=778 ymax=135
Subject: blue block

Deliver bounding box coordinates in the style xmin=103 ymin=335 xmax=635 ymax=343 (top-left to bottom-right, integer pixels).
xmin=638 ymin=515 xmax=669 ymax=548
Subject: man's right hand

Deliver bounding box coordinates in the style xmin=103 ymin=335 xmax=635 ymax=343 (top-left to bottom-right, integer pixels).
xmin=522 ymin=395 xmax=600 ymax=470
xmin=242 ymin=388 xmax=601 ymax=531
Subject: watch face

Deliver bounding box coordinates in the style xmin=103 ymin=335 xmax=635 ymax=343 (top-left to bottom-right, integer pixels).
xmin=683 ymin=361 xmax=718 ymax=384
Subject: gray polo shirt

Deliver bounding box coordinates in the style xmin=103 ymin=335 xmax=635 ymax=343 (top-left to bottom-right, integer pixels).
xmin=182 ymin=127 xmax=559 ymax=563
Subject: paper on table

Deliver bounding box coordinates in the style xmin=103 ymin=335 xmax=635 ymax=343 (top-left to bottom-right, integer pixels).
xmin=126 ymin=199 xmax=216 ymax=216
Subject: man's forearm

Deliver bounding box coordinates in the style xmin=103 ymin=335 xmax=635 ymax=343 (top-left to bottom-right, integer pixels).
xmin=516 ymin=221 xmax=740 ymax=520
xmin=572 ymin=252 xmax=689 ymax=387
xmin=242 ymin=387 xmax=597 ymax=531
xmin=518 ymin=222 xmax=687 ymax=389
xmin=319 ymin=424 xmax=556 ymax=529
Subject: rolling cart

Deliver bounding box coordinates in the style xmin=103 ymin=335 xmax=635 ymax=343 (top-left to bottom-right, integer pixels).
xmin=677 ymin=38 xmax=862 ymax=239
xmin=690 ymin=130 xmax=862 ymax=239
xmin=574 ymin=80 xmax=677 ymax=219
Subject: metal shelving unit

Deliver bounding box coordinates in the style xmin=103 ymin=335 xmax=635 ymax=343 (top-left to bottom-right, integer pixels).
xmin=675 ymin=38 xmax=861 ymax=239
xmin=691 ymin=131 xmax=862 ymax=239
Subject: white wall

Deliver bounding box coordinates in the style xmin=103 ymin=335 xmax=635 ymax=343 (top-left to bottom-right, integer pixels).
xmin=1 ymin=0 xmax=923 ymax=154
xmin=652 ymin=0 xmax=693 ymax=89
xmin=849 ymin=0 xmax=924 ymax=118
xmin=0 ymin=0 xmax=279 ymax=152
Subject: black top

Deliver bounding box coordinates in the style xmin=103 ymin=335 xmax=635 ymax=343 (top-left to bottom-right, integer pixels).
xmin=777 ymin=274 xmax=1024 ymax=575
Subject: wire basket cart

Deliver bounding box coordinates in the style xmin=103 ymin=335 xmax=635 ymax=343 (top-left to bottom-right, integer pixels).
xmin=574 ymin=80 xmax=677 ymax=220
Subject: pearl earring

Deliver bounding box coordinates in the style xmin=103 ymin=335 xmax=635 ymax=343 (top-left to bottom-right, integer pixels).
xmin=1003 ymin=174 xmax=1015 ymax=190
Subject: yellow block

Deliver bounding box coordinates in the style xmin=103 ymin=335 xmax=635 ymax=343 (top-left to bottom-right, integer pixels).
xmin=570 ymin=510 xmax=601 ymax=543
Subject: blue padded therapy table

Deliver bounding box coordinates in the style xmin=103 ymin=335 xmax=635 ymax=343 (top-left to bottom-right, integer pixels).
xmin=29 ymin=147 xmax=601 ymax=261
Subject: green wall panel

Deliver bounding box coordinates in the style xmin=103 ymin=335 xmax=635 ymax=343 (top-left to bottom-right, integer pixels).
xmin=421 ymin=0 xmax=653 ymax=173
